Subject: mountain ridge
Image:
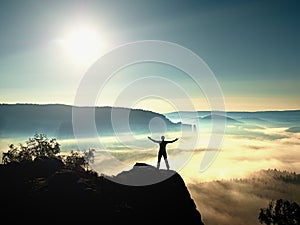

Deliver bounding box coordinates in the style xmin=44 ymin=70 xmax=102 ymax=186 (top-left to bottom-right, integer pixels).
xmin=0 ymin=104 xmax=190 ymax=138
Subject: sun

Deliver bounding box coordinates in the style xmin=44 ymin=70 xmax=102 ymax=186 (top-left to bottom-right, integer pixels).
xmin=60 ymin=26 xmax=104 ymax=64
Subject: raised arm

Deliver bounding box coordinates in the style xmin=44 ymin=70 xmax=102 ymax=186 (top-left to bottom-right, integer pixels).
xmin=166 ymin=138 xmax=179 ymax=143
xmin=148 ymin=136 xmax=160 ymax=143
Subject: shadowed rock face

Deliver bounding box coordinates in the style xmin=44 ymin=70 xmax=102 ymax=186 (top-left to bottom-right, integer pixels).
xmin=0 ymin=159 xmax=204 ymax=225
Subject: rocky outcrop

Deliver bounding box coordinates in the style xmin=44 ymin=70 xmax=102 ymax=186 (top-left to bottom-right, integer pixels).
xmin=0 ymin=159 xmax=204 ymax=224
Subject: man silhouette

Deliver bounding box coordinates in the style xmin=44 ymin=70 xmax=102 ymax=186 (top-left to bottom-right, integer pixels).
xmin=148 ymin=135 xmax=179 ymax=170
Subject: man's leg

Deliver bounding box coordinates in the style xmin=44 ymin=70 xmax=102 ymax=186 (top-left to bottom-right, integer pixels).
xmin=162 ymin=151 xmax=170 ymax=170
xmin=157 ymin=151 xmax=162 ymax=169
xmin=164 ymin=158 xmax=170 ymax=170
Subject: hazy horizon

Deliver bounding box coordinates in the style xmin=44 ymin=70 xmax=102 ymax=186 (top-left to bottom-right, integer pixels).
xmin=1 ymin=102 xmax=300 ymax=114
xmin=1 ymin=105 xmax=299 ymax=180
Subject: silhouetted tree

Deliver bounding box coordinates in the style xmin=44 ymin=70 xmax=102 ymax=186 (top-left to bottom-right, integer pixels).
xmin=64 ymin=150 xmax=86 ymax=171
xmin=83 ymin=148 xmax=95 ymax=170
xmin=1 ymin=134 xmax=97 ymax=174
xmin=259 ymin=199 xmax=300 ymax=225
xmin=2 ymin=133 xmax=60 ymax=164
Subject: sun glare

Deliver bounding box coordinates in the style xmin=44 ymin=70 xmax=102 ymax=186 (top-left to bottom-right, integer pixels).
xmin=61 ymin=26 xmax=104 ymax=64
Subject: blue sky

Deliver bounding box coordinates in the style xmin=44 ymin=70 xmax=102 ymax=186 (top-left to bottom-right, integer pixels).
xmin=0 ymin=0 xmax=299 ymax=112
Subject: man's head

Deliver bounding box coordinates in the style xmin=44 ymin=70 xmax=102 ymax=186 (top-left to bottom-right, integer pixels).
xmin=161 ymin=135 xmax=165 ymax=140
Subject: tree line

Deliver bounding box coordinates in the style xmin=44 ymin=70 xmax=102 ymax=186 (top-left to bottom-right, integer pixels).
xmin=1 ymin=133 xmax=95 ymax=172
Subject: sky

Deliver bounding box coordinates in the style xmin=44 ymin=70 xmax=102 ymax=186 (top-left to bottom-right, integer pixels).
xmin=0 ymin=0 xmax=299 ymax=112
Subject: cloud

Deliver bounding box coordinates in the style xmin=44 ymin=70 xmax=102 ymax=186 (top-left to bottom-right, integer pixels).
xmin=170 ymin=126 xmax=300 ymax=225
xmin=187 ymin=170 xmax=300 ymax=225
xmin=179 ymin=126 xmax=300 ymax=181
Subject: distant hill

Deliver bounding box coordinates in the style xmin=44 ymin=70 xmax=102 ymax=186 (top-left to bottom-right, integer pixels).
xmin=0 ymin=159 xmax=204 ymax=224
xmin=0 ymin=104 xmax=189 ymax=138
xmin=286 ymin=126 xmax=300 ymax=133
xmin=200 ymin=114 xmax=242 ymax=124
xmin=165 ymin=110 xmax=300 ymax=126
